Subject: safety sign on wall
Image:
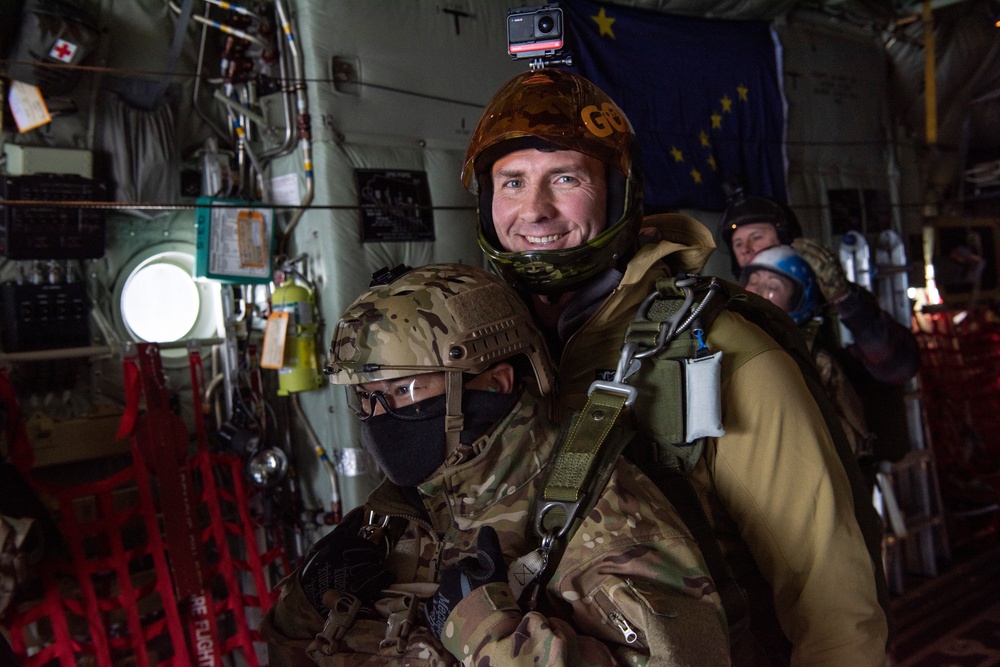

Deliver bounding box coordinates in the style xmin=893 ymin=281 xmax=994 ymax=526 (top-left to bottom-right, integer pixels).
xmin=355 ymin=169 xmax=434 ymax=243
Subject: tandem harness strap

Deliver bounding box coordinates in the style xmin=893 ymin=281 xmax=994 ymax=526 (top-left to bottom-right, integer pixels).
xmin=519 ymin=275 xmax=750 ymax=642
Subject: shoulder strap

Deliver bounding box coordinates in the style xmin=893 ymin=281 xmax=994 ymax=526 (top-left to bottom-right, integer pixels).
xmin=523 ymin=275 xmax=753 ymax=642
xmin=520 ymin=410 xmax=636 ymax=609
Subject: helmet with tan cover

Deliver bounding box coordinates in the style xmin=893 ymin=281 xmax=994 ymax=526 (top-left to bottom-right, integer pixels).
xmin=326 ymin=263 xmax=553 ymax=397
xmin=463 ymin=68 xmax=644 ymax=294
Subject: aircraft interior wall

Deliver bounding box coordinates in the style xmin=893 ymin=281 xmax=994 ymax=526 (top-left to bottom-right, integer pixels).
xmin=273 ymin=0 xmax=527 ymax=513
xmin=0 ymin=0 xmax=533 ymax=530
xmin=777 ymin=22 xmax=920 ymax=240
xmin=0 ymin=0 xmax=933 ymax=522
xmin=1 ymin=1 xmax=975 ymax=662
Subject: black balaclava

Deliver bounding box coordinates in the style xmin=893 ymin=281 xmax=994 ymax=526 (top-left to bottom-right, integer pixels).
xmin=360 ymin=388 xmax=520 ymax=487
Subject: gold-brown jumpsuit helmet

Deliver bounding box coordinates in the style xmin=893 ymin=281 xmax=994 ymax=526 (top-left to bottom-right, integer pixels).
xmin=463 ymin=69 xmax=644 ymax=294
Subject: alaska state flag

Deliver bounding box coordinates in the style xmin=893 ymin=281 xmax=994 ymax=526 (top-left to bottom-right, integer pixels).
xmin=562 ymin=1 xmax=787 ymax=211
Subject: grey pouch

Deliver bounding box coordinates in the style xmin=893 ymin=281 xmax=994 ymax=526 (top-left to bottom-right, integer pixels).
xmin=5 ymin=0 xmax=100 ymax=97
xmin=684 ymin=351 xmax=724 ymax=441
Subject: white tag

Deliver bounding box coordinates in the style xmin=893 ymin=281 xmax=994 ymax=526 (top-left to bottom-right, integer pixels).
xmin=269 ymin=173 xmax=301 ymax=207
xmin=261 ymin=312 xmax=289 ymax=369
xmin=684 ymin=351 xmax=725 ymax=440
xmin=8 ymin=81 xmax=52 ymax=133
xmin=508 ymin=549 xmax=547 ymax=601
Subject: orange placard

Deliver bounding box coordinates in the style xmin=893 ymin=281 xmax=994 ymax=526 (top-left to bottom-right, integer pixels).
xmin=236 ymin=210 xmax=267 ymax=268
xmin=260 ymin=311 xmax=289 ymax=369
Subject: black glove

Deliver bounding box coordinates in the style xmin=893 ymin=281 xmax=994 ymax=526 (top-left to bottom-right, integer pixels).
xmin=425 ymin=526 xmax=508 ymax=638
xmin=299 ymin=513 xmax=395 ymax=614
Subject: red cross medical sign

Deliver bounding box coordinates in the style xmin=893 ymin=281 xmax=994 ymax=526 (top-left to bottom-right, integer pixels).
xmin=48 ymin=39 xmax=77 ymax=63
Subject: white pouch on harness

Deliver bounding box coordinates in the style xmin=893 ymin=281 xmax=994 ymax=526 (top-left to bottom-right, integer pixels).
xmin=684 ymin=351 xmax=724 ymax=440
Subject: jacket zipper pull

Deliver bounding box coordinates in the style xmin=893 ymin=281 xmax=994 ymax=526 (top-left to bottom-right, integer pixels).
xmin=609 ymin=610 xmax=638 ymax=644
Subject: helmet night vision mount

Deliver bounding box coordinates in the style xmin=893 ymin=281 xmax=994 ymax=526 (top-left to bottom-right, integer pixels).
xmin=507 ymin=4 xmax=572 ymax=70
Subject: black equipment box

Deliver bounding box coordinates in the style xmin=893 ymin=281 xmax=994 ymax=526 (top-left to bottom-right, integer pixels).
xmin=0 ymin=174 xmax=106 ymax=259
xmin=0 ymin=281 xmax=91 ymax=352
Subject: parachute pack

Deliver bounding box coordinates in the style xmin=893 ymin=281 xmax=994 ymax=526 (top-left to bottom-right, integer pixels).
xmin=523 ymin=274 xmax=891 ymax=649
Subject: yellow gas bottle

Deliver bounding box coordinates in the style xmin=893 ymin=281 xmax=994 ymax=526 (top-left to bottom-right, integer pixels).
xmin=270 ymin=278 xmax=324 ymax=395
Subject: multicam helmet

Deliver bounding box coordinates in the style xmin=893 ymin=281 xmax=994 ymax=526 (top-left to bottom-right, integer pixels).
xmin=741 ymin=245 xmax=818 ymax=325
xmin=718 ymin=190 xmax=803 ymax=276
xmin=326 ymin=263 xmax=553 ymax=397
xmin=463 ymin=68 xmax=643 ymax=294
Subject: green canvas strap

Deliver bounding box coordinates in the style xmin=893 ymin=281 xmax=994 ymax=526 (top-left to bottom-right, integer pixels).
xmin=522 ymin=403 xmax=637 ymax=610
xmin=539 ymin=387 xmax=631 ymax=529
xmin=537 ymin=274 xmax=717 ymax=537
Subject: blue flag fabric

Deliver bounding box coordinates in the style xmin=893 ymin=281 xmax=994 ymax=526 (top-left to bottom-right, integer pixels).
xmin=562 ymin=1 xmax=787 ymax=211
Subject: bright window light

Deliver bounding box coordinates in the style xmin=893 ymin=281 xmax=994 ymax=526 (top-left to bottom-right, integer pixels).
xmin=121 ymin=262 xmax=200 ymax=342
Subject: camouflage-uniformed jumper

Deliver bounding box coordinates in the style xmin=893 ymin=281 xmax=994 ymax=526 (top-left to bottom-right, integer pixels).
xmin=261 ymin=389 xmax=731 ymax=666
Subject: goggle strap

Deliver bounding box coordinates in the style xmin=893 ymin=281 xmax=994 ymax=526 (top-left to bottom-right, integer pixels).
xmin=444 ymin=371 xmax=464 ymax=453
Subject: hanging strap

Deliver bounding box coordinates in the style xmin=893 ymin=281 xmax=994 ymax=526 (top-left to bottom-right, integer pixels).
xmin=526 ymin=275 xmax=753 ymax=646
xmin=523 ymin=276 xmax=707 ymax=606
xmin=103 ymin=0 xmax=194 ymax=109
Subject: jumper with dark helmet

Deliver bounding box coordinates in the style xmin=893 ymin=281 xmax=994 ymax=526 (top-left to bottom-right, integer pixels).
xmin=718 ymin=189 xmax=803 ymax=276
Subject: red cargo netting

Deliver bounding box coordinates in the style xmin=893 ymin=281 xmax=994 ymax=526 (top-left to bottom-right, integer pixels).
xmin=4 ymin=343 xmax=291 ymax=665
xmin=914 ymin=308 xmax=1000 ymax=539
xmin=5 ymin=446 xmax=289 ymax=666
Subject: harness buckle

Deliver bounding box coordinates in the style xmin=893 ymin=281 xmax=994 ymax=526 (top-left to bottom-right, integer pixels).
xmin=379 ymin=592 xmax=419 ymax=655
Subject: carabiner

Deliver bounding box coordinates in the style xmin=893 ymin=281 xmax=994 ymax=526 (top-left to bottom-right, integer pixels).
xmin=633 ymin=282 xmax=697 ymax=360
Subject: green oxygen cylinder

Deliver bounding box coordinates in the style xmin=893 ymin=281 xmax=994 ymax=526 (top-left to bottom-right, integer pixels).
xmin=271 ymin=277 xmax=324 ymax=395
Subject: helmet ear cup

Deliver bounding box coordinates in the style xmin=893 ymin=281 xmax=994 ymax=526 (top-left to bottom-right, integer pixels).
xmin=476 ymin=173 xmax=498 ymax=249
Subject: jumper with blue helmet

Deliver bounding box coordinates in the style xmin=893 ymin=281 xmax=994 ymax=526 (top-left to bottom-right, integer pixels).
xmin=741 ymin=244 xmax=819 ymax=325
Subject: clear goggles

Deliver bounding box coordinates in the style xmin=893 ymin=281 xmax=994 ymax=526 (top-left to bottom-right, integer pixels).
xmin=346 ymin=374 xmax=452 ymax=422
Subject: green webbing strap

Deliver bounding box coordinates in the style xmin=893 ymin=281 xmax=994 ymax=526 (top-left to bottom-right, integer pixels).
xmin=543 ymin=388 xmax=629 ymax=505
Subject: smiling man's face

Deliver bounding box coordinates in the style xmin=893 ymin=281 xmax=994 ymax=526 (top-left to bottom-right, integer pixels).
xmin=490 ymin=148 xmax=607 ymax=252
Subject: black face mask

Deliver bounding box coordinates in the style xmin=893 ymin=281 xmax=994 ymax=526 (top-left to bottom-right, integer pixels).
xmin=360 ymin=389 xmax=519 ymax=487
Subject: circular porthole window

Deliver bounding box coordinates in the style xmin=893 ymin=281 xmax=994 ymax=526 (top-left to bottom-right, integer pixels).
xmin=121 ymin=262 xmax=200 ymax=342
xmin=115 ymin=245 xmax=223 ymax=357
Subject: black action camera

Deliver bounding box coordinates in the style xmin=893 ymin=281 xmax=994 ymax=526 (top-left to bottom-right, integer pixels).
xmin=507 ymin=5 xmax=565 ymax=61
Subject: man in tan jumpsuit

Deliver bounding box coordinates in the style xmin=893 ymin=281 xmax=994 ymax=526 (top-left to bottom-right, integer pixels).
xmin=462 ymin=68 xmax=889 ymax=666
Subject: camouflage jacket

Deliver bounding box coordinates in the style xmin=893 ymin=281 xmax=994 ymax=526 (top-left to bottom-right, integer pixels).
xmin=261 ymin=389 xmax=730 ymax=666
xmin=548 ymin=214 xmax=889 ymax=666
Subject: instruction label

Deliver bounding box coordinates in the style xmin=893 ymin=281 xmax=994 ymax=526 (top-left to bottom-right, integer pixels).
xmin=355 ymin=169 xmax=434 ymax=243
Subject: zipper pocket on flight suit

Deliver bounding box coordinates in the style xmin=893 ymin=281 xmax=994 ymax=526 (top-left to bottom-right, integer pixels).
xmin=594 ymin=589 xmax=646 ymax=648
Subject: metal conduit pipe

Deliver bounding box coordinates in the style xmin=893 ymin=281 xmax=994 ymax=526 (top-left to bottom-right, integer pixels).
xmin=192 ymin=2 xmax=233 ymax=145
xmin=274 ymin=0 xmax=314 ymax=256
xmin=259 ymin=0 xmax=296 ymax=162
xmin=291 ymin=393 xmax=342 ymax=524
xmin=169 ymin=0 xmax=270 ymax=50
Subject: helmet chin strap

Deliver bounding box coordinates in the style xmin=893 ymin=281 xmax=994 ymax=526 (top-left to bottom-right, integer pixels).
xmin=444 ymin=371 xmax=464 ymax=454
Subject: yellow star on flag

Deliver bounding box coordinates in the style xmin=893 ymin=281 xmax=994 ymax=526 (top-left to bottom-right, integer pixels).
xmin=670 ymin=146 xmax=684 ymax=162
xmin=707 ymin=155 xmax=717 ymax=171
xmin=737 ymin=84 xmax=749 ymax=101
xmin=690 ymin=168 xmax=703 ymax=184
xmin=721 ymin=94 xmax=733 ymax=113
xmin=592 ymin=7 xmax=616 ymax=38
xmin=699 ymin=131 xmax=710 ymax=148
xmin=711 ymin=113 xmax=722 ymax=129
